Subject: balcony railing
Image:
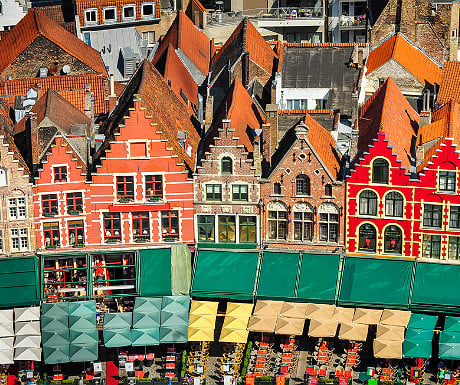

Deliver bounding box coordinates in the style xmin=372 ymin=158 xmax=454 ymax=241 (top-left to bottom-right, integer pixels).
xmin=339 ymin=15 xmax=366 ymax=28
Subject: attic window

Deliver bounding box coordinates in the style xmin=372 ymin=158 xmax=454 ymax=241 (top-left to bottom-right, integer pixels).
xmin=142 ymin=2 xmax=155 ymax=18
xmin=123 ymin=5 xmax=136 ymax=20
xmin=103 ymin=7 xmax=116 ymax=23
xmin=84 ymin=9 xmax=97 ymax=24
xmin=179 ymin=89 xmax=189 ymax=105
xmin=178 ymin=131 xmax=192 ymax=156
xmin=129 ymin=142 xmax=147 ymax=158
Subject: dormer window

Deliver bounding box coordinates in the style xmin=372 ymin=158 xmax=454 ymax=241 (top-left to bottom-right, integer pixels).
xmin=221 ymin=157 xmax=233 ymax=175
xmin=103 ymin=7 xmax=116 ymax=23
xmin=123 ymin=5 xmax=136 ymax=20
xmin=372 ymin=158 xmax=389 ymax=184
xmin=84 ymin=9 xmax=97 ymax=25
xmin=142 ymin=2 xmax=154 ymax=18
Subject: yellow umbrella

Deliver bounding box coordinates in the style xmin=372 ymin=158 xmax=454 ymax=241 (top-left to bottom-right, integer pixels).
xmin=373 ymin=339 xmax=402 ymax=359
xmin=333 ymin=307 xmax=355 ymax=323
xmin=247 ymin=315 xmax=278 ymax=333
xmin=308 ymin=319 xmax=338 ymax=338
xmin=338 ymin=322 xmax=369 ymax=341
xmin=253 ymin=300 xmax=284 ymax=317
xmin=188 ymin=327 xmax=214 ymax=342
xmin=188 ymin=313 xmax=216 ymax=329
xmin=219 ymin=328 xmax=249 ymax=343
xmin=352 ymin=308 xmax=383 ymax=325
xmin=274 ymin=317 xmax=305 ymax=336
xmin=379 ymin=309 xmax=411 ymax=327
xmin=280 ymin=302 xmax=307 ymax=319
xmin=222 ymin=316 xmax=249 ymax=330
xmin=190 ymin=300 xmax=219 ymax=316
xmin=376 ymin=324 xmax=405 ymax=341
xmin=305 ymin=304 xmax=336 ymax=320
xmin=226 ymin=303 xmax=254 ymax=318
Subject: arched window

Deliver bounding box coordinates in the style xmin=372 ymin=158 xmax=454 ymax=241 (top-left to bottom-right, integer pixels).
xmin=359 ymin=190 xmax=377 ymax=216
xmin=385 ymin=191 xmax=404 ymax=217
xmin=319 ymin=203 xmax=339 ymax=243
xmin=325 ymin=184 xmax=333 ymax=197
xmin=268 ymin=201 xmax=288 ymax=240
xmin=221 ymin=157 xmax=233 ymax=175
xmin=384 ymin=225 xmax=402 ymax=254
xmin=372 ymin=158 xmax=389 ymax=184
xmin=358 ymin=223 xmax=377 ymax=252
xmin=274 ymin=182 xmax=281 ymax=195
xmin=295 ymin=175 xmax=310 ymax=195
xmin=0 ymin=167 xmax=7 ymax=186
xmin=293 ymin=202 xmax=313 ymax=241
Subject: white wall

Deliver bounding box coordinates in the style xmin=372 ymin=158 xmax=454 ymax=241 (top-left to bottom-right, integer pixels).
xmin=0 ymin=0 xmax=28 ymax=31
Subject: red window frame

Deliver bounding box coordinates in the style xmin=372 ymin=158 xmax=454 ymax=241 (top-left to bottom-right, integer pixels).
xmin=132 ymin=211 xmax=150 ymax=240
xmin=42 ymin=194 xmax=58 ymax=214
xmin=116 ymin=176 xmax=135 ymax=200
xmin=145 ymin=175 xmax=163 ymax=199
xmin=161 ymin=210 xmax=179 ymax=240
xmin=44 ymin=223 xmax=60 ymax=247
xmin=54 ymin=166 xmax=67 ymax=182
xmin=103 ymin=213 xmax=122 ymax=242
xmin=68 ymin=220 xmax=84 ymax=245
xmin=66 ymin=192 xmax=83 ymax=213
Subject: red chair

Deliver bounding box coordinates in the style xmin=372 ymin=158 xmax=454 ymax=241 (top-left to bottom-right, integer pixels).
xmin=256 ymin=356 xmax=266 ymax=362
xmin=319 ymin=370 xmax=327 ymax=377
xmin=306 ymin=367 xmax=315 ymax=375
xmin=135 ymin=371 xmax=145 ymax=379
xmin=146 ymin=353 xmax=154 ymax=360
xmin=166 ymin=364 xmax=175 ymax=370
xmin=382 ymin=368 xmax=392 ymax=374
xmin=344 ymin=371 xmax=352 ymax=378
xmin=280 ymin=366 xmax=289 ymax=375
xmin=336 ymin=370 xmax=344 ymax=377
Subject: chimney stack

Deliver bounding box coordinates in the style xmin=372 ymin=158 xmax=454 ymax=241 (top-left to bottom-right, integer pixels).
xmin=204 ymin=95 xmax=214 ymax=133
xmin=84 ymin=84 xmax=93 ymax=119
xmin=253 ymin=135 xmax=262 ymax=176
xmin=26 ymin=112 xmax=39 ymax=176
xmin=264 ymin=104 xmax=278 ymax=160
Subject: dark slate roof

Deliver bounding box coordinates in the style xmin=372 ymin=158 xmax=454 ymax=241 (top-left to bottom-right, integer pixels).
xmin=278 ymin=112 xmax=335 ymax=142
xmin=280 ymin=46 xmax=359 ymax=117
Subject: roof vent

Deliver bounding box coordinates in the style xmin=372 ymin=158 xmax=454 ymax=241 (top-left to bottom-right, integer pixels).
xmin=62 ymin=65 xmax=71 ymax=74
xmin=39 ymin=67 xmax=48 ymax=77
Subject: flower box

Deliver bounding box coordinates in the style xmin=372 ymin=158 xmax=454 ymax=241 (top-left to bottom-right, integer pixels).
xmin=46 ymin=245 xmax=58 ymax=250
xmin=148 ymin=196 xmax=161 ymax=202
xmin=164 ymin=236 xmax=177 ymax=242
xmin=72 ymin=243 xmax=85 ymax=248
xmin=106 ymin=238 xmax=119 ymax=244
xmin=68 ymin=210 xmax=82 ymax=215
xmin=119 ymin=197 xmax=134 ymax=203
xmin=44 ymin=212 xmax=57 ymax=217
xmin=135 ymin=238 xmax=148 ymax=243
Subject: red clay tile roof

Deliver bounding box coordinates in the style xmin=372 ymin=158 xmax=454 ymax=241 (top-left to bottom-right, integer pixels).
xmin=0 ymin=74 xmax=108 ymax=115
xmin=357 ymin=77 xmax=419 ymax=170
xmin=437 ymin=61 xmax=460 ymax=105
xmin=152 ymin=10 xmax=210 ymax=76
xmin=304 ymin=113 xmax=341 ymax=179
xmin=207 ymin=77 xmax=266 ymax=153
xmin=36 ymin=5 xmax=65 ymax=25
xmin=365 ymin=33 xmax=441 ymax=87
xmin=0 ymin=9 xmax=107 ymax=76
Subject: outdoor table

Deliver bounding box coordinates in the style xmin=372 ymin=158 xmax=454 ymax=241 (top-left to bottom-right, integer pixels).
xmin=336 ymin=370 xmax=343 ymax=377
xmin=128 ymin=355 xmax=136 ymax=362
xmin=166 ymin=363 xmax=175 ymax=370
xmin=283 ymin=344 xmax=294 ymax=350
xmin=146 ymin=353 xmax=154 ymax=360
xmin=165 ymin=373 xmax=175 ymax=378
xmin=382 ymin=368 xmax=392 ymax=374
xmin=135 ymin=371 xmax=144 ymax=379
xmin=166 ymin=356 xmax=175 ymax=362
xmin=380 ymin=376 xmax=390 ymax=381
xmin=260 ymin=342 xmax=269 ymax=348
xmin=256 ymin=356 xmax=266 ymax=362
xmin=255 ymin=364 xmax=265 ymax=370
xmin=344 ymin=371 xmax=352 ymax=378
xmin=282 ymin=358 xmax=291 ymax=365
xmin=258 ymin=350 xmax=268 ymax=355
xmin=319 ymin=370 xmax=327 ymax=377
xmin=282 ymin=353 xmax=292 ymax=358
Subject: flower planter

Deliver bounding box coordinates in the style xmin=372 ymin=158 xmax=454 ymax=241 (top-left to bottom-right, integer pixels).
xmin=135 ymin=238 xmax=148 ymax=243
xmin=148 ymin=197 xmax=161 ymax=202
xmin=68 ymin=210 xmax=82 ymax=215
xmin=164 ymin=237 xmax=177 ymax=242
xmin=46 ymin=245 xmax=57 ymax=250
xmin=119 ymin=198 xmax=134 ymax=203
xmin=106 ymin=239 xmax=119 ymax=244
xmin=44 ymin=212 xmax=57 ymax=217
xmin=72 ymin=244 xmax=85 ymax=248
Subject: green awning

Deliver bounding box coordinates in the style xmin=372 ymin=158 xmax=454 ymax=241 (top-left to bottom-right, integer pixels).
xmin=339 ymin=257 xmax=412 ymax=307
xmin=159 ymin=326 xmax=188 ymax=344
xmin=403 ymin=328 xmax=433 ymax=358
xmin=42 ymin=302 xmax=69 ymax=318
xmin=69 ymin=343 xmax=98 ymax=362
xmin=439 ymin=331 xmax=460 ymax=359
xmin=43 ymin=345 xmax=70 ymax=364
xmin=41 ymin=316 xmax=68 ymax=332
xmin=42 ymin=330 xmax=70 ymax=348
xmin=0 ymin=256 xmax=39 ymax=308
xmin=69 ymin=329 xmax=98 ymax=345
xmin=445 ymin=316 xmax=460 ymax=332
xmin=131 ymin=328 xmax=160 ymax=346
xmin=256 ymin=251 xmax=299 ymax=300
xmin=103 ymin=329 xmax=132 ymax=347
xmin=139 ymin=248 xmax=172 ymax=296
xmin=407 ymin=314 xmax=438 ymax=330
xmin=192 ymin=250 xmax=260 ymax=300
xmin=69 ymin=315 xmax=95 ymax=331
xmin=297 ymin=253 xmax=340 ymax=303
xmin=103 ymin=313 xmax=132 ymax=329
xmin=411 ymin=262 xmax=460 ymax=311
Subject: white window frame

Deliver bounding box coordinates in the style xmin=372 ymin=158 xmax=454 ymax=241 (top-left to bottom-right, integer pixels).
xmin=84 ymin=8 xmax=98 ymax=25
xmin=141 ymin=2 xmax=155 ymax=19
xmin=8 ymin=197 xmax=27 ymax=220
xmin=11 ymin=228 xmax=29 ymax=252
xmin=103 ymin=6 xmax=117 ymax=23
xmin=142 ymin=31 xmax=155 ymax=46
xmin=122 ymin=4 xmax=136 ymax=20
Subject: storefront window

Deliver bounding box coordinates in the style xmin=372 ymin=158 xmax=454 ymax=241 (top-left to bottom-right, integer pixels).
xmin=218 ymin=215 xmax=236 ymax=242
xmin=239 ymin=216 xmax=256 ymax=243
xmin=198 ymin=215 xmax=215 ymax=242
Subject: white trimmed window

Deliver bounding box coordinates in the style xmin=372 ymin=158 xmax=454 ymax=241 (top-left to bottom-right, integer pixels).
xmin=123 ymin=4 xmax=136 ymax=20
xmin=103 ymin=7 xmax=117 ymax=23
xmin=141 ymin=2 xmax=155 ymax=18
xmin=8 ymin=197 xmax=27 ymax=220
xmin=142 ymin=31 xmax=155 ymax=45
xmin=84 ymin=9 xmax=97 ymax=24
xmin=11 ymin=228 xmax=28 ymax=251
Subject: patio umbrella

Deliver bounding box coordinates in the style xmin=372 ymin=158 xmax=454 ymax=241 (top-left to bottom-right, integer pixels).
xmin=69 ymin=315 xmax=95 ymax=331
xmin=41 ymin=316 xmax=68 ymax=332
xmin=439 ymin=342 xmax=460 ymax=360
xmin=131 ymin=328 xmax=160 ymax=346
xmin=161 ymin=311 xmax=189 ymax=328
xmin=403 ymin=338 xmax=432 ymax=359
xmin=14 ymin=307 xmax=40 ymax=322
xmin=42 ymin=302 xmax=69 ymax=318
xmin=42 ymin=330 xmax=70 ymax=348
xmin=103 ymin=329 xmax=132 ymax=347
xmin=308 ymin=319 xmax=338 ymax=338
xmin=16 ymin=321 xmax=41 ymax=336
xmin=444 ymin=316 xmax=460 ymax=333
xmin=338 ymin=322 xmax=369 ymax=341
xmin=376 ymin=324 xmax=405 ymax=341
xmin=225 ymin=302 xmax=254 ymax=318
xmin=69 ymin=301 xmax=96 ymax=317
xmin=14 ymin=347 xmax=42 ymax=361
xmin=159 ymin=326 xmax=188 ymax=344
xmin=274 ymin=317 xmax=305 ymax=336
xmin=0 ymin=309 xmax=13 ymax=324
xmin=219 ymin=328 xmax=249 ymax=343
xmin=0 ymin=337 xmax=13 ymax=350
xmin=373 ymin=339 xmax=402 ymax=359
xmin=222 ymin=316 xmax=248 ymax=330
xmin=252 ymin=300 xmax=283 ymax=317
xmin=407 ymin=314 xmax=437 ymax=330
xmin=188 ymin=327 xmax=214 ymax=342
xmin=0 ymin=349 xmax=13 ymax=364
xmin=279 ymin=302 xmax=307 ymax=319
xmin=14 ymin=335 xmax=41 ymax=348
xmin=0 ymin=322 xmax=13 ymax=337
xmin=161 ymin=296 xmax=190 ymax=314
xmin=133 ymin=311 xmax=160 ymax=329
xmin=188 ymin=313 xmax=216 ymax=329
xmin=103 ymin=313 xmax=132 ymax=329
xmin=134 ymin=297 xmax=163 ymax=314
xmin=69 ymin=329 xmax=98 ymax=345
xmin=333 ymin=307 xmax=355 ymax=323
xmin=379 ymin=309 xmax=411 ymax=327
xmin=43 ymin=345 xmax=70 ymax=364
xmin=247 ymin=315 xmax=278 ymax=333
xmin=69 ymin=343 xmax=98 ymax=362
xmin=190 ymin=300 xmax=219 ymax=316
xmin=305 ymin=304 xmax=336 ymax=320
xmin=352 ymin=308 xmax=383 ymax=325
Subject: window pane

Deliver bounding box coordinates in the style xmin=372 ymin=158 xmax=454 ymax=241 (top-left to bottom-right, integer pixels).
xmin=372 ymin=159 xmax=389 ymax=183
xmin=198 ymin=215 xmax=214 ymax=242
xmin=358 ymin=224 xmax=376 ymax=252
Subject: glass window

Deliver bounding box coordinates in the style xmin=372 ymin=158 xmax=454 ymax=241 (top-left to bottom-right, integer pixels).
xmin=359 ymin=190 xmax=377 ymax=216
xmin=142 ymin=3 xmax=154 ymax=17
xmin=296 ymin=175 xmax=310 ymax=195
xmin=383 ymin=225 xmax=402 ymax=254
xmin=206 ymin=184 xmax=222 ymax=201
xmin=439 ymin=171 xmax=456 ymax=192
xmin=221 ymin=157 xmax=233 ymax=175
xmin=67 ymin=192 xmax=83 ymax=214
xmin=44 ymin=222 xmax=60 ymax=248
xmin=450 ymin=206 xmax=460 ymax=229
xmin=42 ymin=194 xmax=58 ymax=215
xmin=274 ymin=183 xmax=281 ymax=195
xmin=104 ymin=213 xmax=121 ymax=242
xmin=0 ymin=230 xmax=3 ymax=252
xmin=325 ymin=184 xmax=333 ymax=197
xmin=232 ymin=185 xmax=248 ymax=201
xmin=68 ymin=220 xmax=84 ymax=246
xmin=385 ymin=192 xmax=404 ymax=217
xmin=162 ymin=210 xmax=179 ymax=240
xmin=0 ymin=168 xmax=7 ymax=186
xmin=198 ymin=215 xmax=214 ymax=242
xmin=116 ymin=176 xmax=135 ymax=201
xmin=92 ymin=253 xmax=136 ymax=297
xmin=319 ymin=212 xmax=339 ymax=243
xmin=422 ymin=234 xmax=441 ymax=259
xmin=8 ymin=197 xmax=27 ymax=220
xmin=145 ymin=175 xmax=163 ymax=200
xmin=239 ymin=216 xmax=256 ymax=243
xmin=142 ymin=31 xmax=155 ymax=45
xmin=294 ymin=211 xmax=313 ymax=241
xmin=104 ymin=7 xmax=116 ymax=21
xmin=449 ymin=236 xmax=460 ymax=260
xmin=132 ymin=212 xmax=150 ymax=241
xmin=85 ymin=9 xmax=97 ymax=23
xmin=268 ymin=207 xmax=287 ymax=240
xmin=218 ymin=215 xmax=236 ymax=242
xmin=423 ymin=204 xmax=443 ymax=228
xmin=11 ymin=228 xmax=28 ymax=251
xmin=54 ymin=166 xmax=67 ymax=182
xmin=123 ymin=5 xmax=135 ymax=19
xmin=358 ymin=223 xmax=376 ymax=252
xmin=372 ymin=159 xmax=389 ymax=184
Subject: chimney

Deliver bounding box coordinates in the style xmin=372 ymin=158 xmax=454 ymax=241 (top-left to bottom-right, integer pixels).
xmin=265 ymin=103 xmax=278 ymax=159
xmin=270 ymin=80 xmax=277 ymax=104
xmin=253 ymin=135 xmax=262 ymax=176
xmin=416 ymin=145 xmax=425 ymax=167
xmin=242 ymin=51 xmax=250 ymax=88
xmin=349 ymin=120 xmax=359 ymax=162
xmin=351 ymin=86 xmax=359 ymax=124
xmin=204 ymin=95 xmax=214 ymax=133
xmin=108 ymin=74 xmax=117 ymax=110
xmin=84 ymin=84 xmax=92 ymax=119
xmin=26 ymin=112 xmax=39 ymax=176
